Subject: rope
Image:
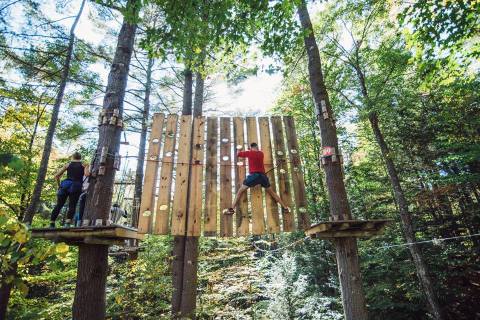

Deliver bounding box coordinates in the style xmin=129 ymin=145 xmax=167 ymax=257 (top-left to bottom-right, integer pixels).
xmin=251 ymin=233 xmax=480 ymax=254
xmin=375 ymin=232 xmax=480 ymax=250
xmin=252 ymin=236 xmax=310 ymax=253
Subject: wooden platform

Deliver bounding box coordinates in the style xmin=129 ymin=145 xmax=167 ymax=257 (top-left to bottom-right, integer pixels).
xmin=30 ymin=225 xmax=144 ymax=246
xmin=305 ymin=219 xmax=392 ymax=239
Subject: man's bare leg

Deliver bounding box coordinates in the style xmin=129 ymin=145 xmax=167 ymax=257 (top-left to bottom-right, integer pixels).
xmin=227 ymin=184 xmax=249 ymax=214
xmin=265 ymin=187 xmax=289 ymax=210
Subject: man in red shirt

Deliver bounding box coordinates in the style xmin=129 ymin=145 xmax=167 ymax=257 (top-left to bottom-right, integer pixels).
xmin=225 ymin=142 xmax=290 ymax=215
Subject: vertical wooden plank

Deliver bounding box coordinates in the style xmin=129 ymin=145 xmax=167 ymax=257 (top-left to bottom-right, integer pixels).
xmin=219 ymin=117 xmax=233 ymax=237
xmin=233 ymin=117 xmax=249 ymax=236
xmin=246 ymin=117 xmax=265 ymax=235
xmin=186 ymin=116 xmax=206 ymax=236
xmin=171 ymin=116 xmax=193 ymax=236
xmin=204 ymin=118 xmax=218 ymax=237
xmin=283 ymin=116 xmax=310 ymax=230
xmin=271 ymin=116 xmax=295 ymax=232
xmin=138 ymin=113 xmax=165 ymax=234
xmin=154 ymin=114 xmax=178 ymax=234
xmin=258 ymin=117 xmax=281 ymax=234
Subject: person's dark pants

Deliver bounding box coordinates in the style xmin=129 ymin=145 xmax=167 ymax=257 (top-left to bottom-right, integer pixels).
xmin=78 ymin=192 xmax=87 ymax=221
xmin=50 ymin=191 xmax=81 ymax=222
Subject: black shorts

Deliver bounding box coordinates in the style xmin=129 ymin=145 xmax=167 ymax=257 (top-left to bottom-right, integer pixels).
xmin=243 ymin=173 xmax=270 ymax=188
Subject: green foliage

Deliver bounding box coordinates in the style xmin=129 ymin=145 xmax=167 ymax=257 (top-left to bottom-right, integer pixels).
xmin=401 ymin=0 xmax=480 ymax=59
xmin=106 ymin=236 xmax=172 ymax=319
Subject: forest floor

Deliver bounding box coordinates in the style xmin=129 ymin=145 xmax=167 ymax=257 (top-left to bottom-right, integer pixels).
xmin=196 ymin=238 xmax=268 ymax=319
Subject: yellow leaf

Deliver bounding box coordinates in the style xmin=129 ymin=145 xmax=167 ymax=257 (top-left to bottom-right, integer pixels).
xmin=115 ymin=295 xmax=122 ymax=304
xmin=14 ymin=230 xmax=28 ymax=244
xmin=55 ymin=243 xmax=69 ymax=254
xmin=194 ymin=47 xmax=202 ymax=54
xmin=17 ymin=282 xmax=29 ymax=296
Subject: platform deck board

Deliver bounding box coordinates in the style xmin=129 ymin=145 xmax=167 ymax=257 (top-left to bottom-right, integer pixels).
xmin=204 ymin=118 xmax=218 ymax=237
xmin=187 ymin=117 xmax=206 ymax=236
xmin=246 ymin=117 xmax=265 ymax=235
xmin=138 ymin=113 xmax=164 ymax=233
xmin=154 ymin=114 xmax=178 ymax=234
xmin=220 ymin=118 xmax=233 ymax=237
xmin=283 ymin=116 xmax=310 ymax=230
xmin=271 ymin=116 xmax=294 ymax=232
xmin=259 ymin=117 xmax=280 ymax=234
xmin=233 ymin=117 xmax=249 ymax=236
xmin=171 ymin=116 xmax=193 ymax=236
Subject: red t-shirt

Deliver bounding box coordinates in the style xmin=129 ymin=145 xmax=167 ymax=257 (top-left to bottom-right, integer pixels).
xmin=237 ymin=150 xmax=265 ymax=174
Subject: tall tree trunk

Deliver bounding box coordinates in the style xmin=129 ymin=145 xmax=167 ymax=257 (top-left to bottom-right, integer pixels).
xmin=354 ymin=46 xmax=444 ymax=319
xmin=132 ymin=57 xmax=154 ymax=228
xmin=182 ymin=69 xmax=193 ymax=115
xmin=172 ymin=64 xmax=201 ymax=319
xmin=193 ymin=71 xmax=204 ymax=116
xmin=296 ymin=2 xmax=368 ymax=320
xmin=72 ymin=1 xmax=138 ymax=318
xmin=368 ymin=111 xmax=445 ymax=320
xmin=172 ymin=63 xmax=194 ymax=318
xmin=23 ymin=0 xmax=86 ymax=225
xmin=0 ymin=3 xmax=86 ymax=318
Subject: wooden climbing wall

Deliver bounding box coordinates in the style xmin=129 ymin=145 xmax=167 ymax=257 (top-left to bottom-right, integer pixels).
xmin=138 ymin=114 xmax=310 ymax=237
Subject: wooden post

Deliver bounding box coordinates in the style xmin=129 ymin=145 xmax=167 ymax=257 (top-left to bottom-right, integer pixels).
xmin=297 ymin=1 xmax=368 ymax=319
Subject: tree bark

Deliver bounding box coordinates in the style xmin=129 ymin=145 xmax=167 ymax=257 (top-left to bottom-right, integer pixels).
xmin=296 ymin=2 xmax=368 ymax=320
xmin=182 ymin=69 xmax=193 ymax=115
xmin=132 ymin=57 xmax=154 ymax=228
xmin=368 ymin=111 xmax=445 ymax=320
xmin=193 ymin=71 xmax=204 ymax=117
xmin=72 ymin=1 xmax=138 ymax=318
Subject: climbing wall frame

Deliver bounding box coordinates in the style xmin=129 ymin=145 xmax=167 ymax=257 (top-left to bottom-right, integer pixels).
xmin=138 ymin=113 xmax=310 ymax=237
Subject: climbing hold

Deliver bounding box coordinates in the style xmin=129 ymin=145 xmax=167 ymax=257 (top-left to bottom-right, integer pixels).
xmin=279 ymin=168 xmax=286 ymax=174
xmin=159 ymin=204 xmax=168 ymax=211
xmin=298 ymin=207 xmax=307 ymax=213
xmin=149 ymin=156 xmax=156 ymax=160
xmin=168 ymin=132 xmax=175 ymax=138
xmin=221 ymin=138 xmax=229 ymax=143
xmin=277 ymin=151 xmax=284 ymax=156
xmin=143 ymin=210 xmax=152 ymax=217
xmin=291 ymin=149 xmax=297 ymax=154
xmin=152 ymin=138 xmax=159 ymax=144
xmin=222 ymin=156 xmax=229 ymax=161
xmin=165 ymin=152 xmax=172 ymax=157
xmin=236 ymin=144 xmax=243 ymax=150
xmin=293 ymin=167 xmax=299 ymax=172
xmin=237 ymin=161 xmax=244 ymax=166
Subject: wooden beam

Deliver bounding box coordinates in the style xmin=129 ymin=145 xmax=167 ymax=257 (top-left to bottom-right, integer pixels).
xmin=204 ymin=117 xmax=218 ymax=237
xmin=246 ymin=117 xmax=265 ymax=235
xmin=171 ymin=116 xmax=193 ymax=236
xmin=258 ymin=117 xmax=280 ymax=234
xmin=271 ymin=116 xmax=295 ymax=232
xmin=220 ymin=117 xmax=233 ymax=237
xmin=154 ymin=114 xmax=178 ymax=234
xmin=283 ymin=116 xmax=310 ymax=229
xmin=137 ymin=113 xmax=165 ymax=234
xmin=233 ymin=117 xmax=249 ymax=236
xmin=186 ymin=117 xmax=206 ymax=236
